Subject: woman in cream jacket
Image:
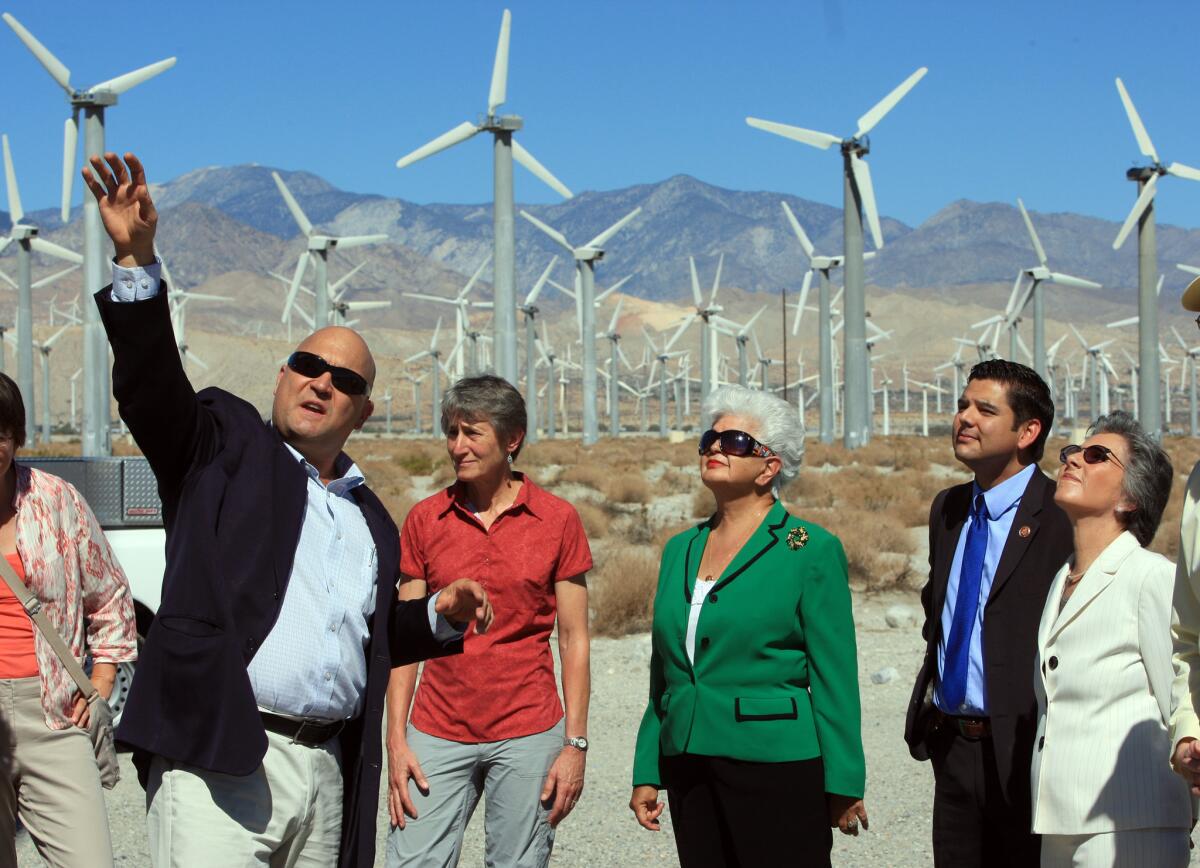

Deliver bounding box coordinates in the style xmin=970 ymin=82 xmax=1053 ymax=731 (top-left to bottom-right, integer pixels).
xmin=1031 ymin=411 xmax=1191 ymax=867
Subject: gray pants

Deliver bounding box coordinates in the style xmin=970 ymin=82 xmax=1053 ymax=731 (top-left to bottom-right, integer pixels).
xmin=386 ymin=720 xmax=563 ymax=868
xmin=0 ymin=676 xmax=113 ymax=868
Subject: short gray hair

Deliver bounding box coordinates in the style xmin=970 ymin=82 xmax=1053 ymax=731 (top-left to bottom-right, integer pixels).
xmin=701 ymin=385 xmax=804 ymax=495
xmin=441 ymin=374 xmax=528 ymax=460
xmin=1088 ymin=410 xmax=1173 ymax=546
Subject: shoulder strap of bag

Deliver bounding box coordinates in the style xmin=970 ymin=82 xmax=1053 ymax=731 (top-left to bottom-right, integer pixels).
xmin=0 ymin=554 xmax=98 ymax=701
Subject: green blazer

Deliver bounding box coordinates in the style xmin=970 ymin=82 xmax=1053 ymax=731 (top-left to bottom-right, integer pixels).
xmin=632 ymin=500 xmax=865 ymax=799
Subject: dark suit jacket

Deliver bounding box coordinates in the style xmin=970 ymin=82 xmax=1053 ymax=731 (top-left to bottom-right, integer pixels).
xmin=96 ymin=288 xmax=462 ymax=868
xmin=904 ymin=467 xmax=1071 ymax=811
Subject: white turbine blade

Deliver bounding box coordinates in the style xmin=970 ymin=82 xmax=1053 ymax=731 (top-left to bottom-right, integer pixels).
xmin=1048 ymin=272 xmax=1102 ymax=290
xmin=405 ymin=348 xmax=432 ymax=364
xmin=1115 ymin=78 xmax=1159 ymax=164
xmin=855 ymin=67 xmax=928 ymax=138
xmin=709 ymin=253 xmax=724 ymax=306
xmin=0 ymin=237 xmax=9 ymax=258
xmin=1113 ymin=172 xmax=1158 ymax=250
xmin=430 ymin=316 xmax=444 ymax=352
xmin=184 ymin=349 xmax=209 ymax=371
xmin=396 ymin=121 xmax=479 ymax=169
xmin=689 ymin=257 xmax=703 ymax=307
xmin=461 ymin=252 xmax=493 ymax=296
xmin=525 ymin=256 xmax=558 ymax=306
xmin=1172 ymin=325 xmax=1188 ymax=350
xmin=2 ymin=14 xmax=71 ymax=91
xmin=585 ymin=207 xmax=642 ymax=250
xmin=0 ymin=268 xmax=16 ymax=289
xmin=487 ymin=9 xmax=512 ymax=116
xmin=56 ymin=113 xmax=80 ymax=226
xmin=2 ymin=136 xmax=23 ymax=224
xmin=606 ymin=297 xmax=624 ymax=335
xmin=31 ymin=264 xmax=79 ymax=289
xmin=1178 ymin=264 xmax=1200 ymax=277
xmin=180 ymin=291 xmax=231 ymax=302
xmin=271 ymin=172 xmax=313 ymax=237
xmin=345 ymin=301 xmax=392 ymax=312
xmin=664 ymin=314 xmax=698 ymax=353
xmin=739 ymin=305 xmax=768 ymax=337
xmin=329 ymin=262 xmax=366 ymax=295
xmin=1004 ymin=270 xmax=1026 ymax=318
xmin=518 ymin=210 xmax=573 ymax=253
xmin=89 ymin=57 xmax=176 ymax=95
xmin=28 ymin=237 xmax=83 ymax=264
xmin=333 ymin=233 xmax=388 ymax=250
xmin=752 ymin=330 xmax=764 ymax=361
xmin=850 ymin=154 xmax=883 ymax=249
xmin=792 ymin=270 xmax=813 ymax=336
xmin=971 ymin=314 xmax=1004 ymax=329
xmin=595 ymin=274 xmax=632 ymax=304
xmin=282 ymin=252 xmax=310 ymax=322
xmin=547 ymin=277 xmax=576 ymax=300
xmin=511 ymin=141 xmax=573 ymax=199
xmin=403 ymin=292 xmax=457 ymax=305
xmin=1167 ymin=162 xmax=1200 ymax=183
xmin=745 ymin=117 xmax=841 ymax=150
xmin=1016 ymin=198 xmax=1047 ymax=266
xmin=780 ymin=201 xmax=815 ymax=258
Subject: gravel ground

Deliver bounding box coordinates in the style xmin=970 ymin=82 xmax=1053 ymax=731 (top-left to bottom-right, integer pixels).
xmin=16 ymin=591 xmax=1200 ymax=866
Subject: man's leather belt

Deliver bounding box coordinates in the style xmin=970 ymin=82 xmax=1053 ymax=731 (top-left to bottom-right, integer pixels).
xmin=933 ymin=709 xmax=991 ymax=739
xmin=260 ymin=711 xmax=345 ymax=747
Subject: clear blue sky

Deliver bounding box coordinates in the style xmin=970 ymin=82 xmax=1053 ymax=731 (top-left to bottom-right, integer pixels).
xmin=3 ymin=0 xmax=1200 ymax=230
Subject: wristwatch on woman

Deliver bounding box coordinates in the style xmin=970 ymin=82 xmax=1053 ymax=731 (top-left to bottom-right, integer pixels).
xmin=564 ymin=736 xmax=589 ymax=752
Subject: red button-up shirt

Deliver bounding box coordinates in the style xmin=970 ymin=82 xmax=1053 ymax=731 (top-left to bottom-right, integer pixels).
xmin=400 ymin=474 xmax=592 ymax=742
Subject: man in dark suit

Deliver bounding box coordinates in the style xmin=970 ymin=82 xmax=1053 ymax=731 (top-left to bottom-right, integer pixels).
xmin=82 ymin=151 xmax=493 ymax=868
xmin=905 ymin=359 xmax=1072 ymax=867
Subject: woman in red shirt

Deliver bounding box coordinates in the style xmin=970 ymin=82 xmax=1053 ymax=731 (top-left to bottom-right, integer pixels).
xmin=385 ymin=374 xmax=592 ymax=868
xmin=0 ymin=372 xmax=136 ymax=868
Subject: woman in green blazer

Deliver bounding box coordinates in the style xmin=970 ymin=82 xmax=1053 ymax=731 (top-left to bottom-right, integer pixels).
xmin=629 ymin=385 xmax=867 ymax=867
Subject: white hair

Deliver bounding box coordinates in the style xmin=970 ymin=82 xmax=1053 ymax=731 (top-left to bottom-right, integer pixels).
xmin=701 ymin=384 xmax=804 ymax=495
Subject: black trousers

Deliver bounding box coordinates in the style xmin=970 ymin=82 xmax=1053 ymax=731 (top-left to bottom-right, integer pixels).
xmin=929 ymin=728 xmax=1039 ymax=868
xmin=662 ymin=753 xmax=831 ymax=868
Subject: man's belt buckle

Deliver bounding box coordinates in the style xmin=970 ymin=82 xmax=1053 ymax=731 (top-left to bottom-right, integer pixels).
xmin=292 ymin=718 xmax=343 ymax=746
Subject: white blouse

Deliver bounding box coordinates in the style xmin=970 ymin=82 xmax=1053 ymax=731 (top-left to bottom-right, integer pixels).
xmin=686 ymin=577 xmax=718 ymax=664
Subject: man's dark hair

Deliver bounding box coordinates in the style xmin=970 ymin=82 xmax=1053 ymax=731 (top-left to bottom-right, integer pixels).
xmin=0 ymin=373 xmax=26 ymax=449
xmin=966 ymin=359 xmax=1054 ymax=461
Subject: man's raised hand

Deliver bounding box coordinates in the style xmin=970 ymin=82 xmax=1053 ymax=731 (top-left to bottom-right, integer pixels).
xmin=435 ymin=578 xmax=494 ymax=634
xmin=80 ymin=152 xmax=157 ymax=267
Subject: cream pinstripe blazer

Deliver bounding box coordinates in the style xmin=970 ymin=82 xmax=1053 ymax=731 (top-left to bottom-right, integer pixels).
xmin=1030 ymin=531 xmax=1192 ymax=835
xmin=1171 ymin=461 xmax=1200 ymax=746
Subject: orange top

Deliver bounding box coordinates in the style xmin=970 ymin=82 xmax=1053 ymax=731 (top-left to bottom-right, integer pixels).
xmin=0 ymin=552 xmax=38 ymax=679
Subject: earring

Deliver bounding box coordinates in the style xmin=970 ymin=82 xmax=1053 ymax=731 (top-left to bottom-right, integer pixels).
xmin=507 ymin=453 xmax=514 ymax=465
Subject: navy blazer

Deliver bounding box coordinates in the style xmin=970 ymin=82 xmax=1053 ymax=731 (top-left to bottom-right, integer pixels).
xmin=905 ymin=468 xmax=1072 ymax=812
xmin=96 ymin=287 xmax=462 ymax=868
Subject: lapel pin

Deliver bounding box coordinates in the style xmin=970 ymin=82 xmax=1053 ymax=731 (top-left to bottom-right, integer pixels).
xmin=1018 ymin=525 xmax=1032 ymax=538
xmin=787 ymin=526 xmax=809 ymax=550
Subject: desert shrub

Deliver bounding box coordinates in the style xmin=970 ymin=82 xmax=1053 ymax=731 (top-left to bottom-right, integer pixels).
xmin=795 ymin=506 xmax=914 ymax=589
xmin=590 ymin=546 xmax=660 ymax=636
xmin=394 ymin=450 xmax=440 ymax=477
xmin=804 ymin=441 xmax=850 ymax=468
xmin=576 ymin=502 xmax=610 ymax=539
xmin=430 ymin=462 xmax=456 ymax=486
xmin=603 ymin=474 xmax=651 ymax=504
xmin=691 ymin=487 xmax=715 ymax=519
xmin=668 ymin=447 xmax=696 ymax=467
xmin=781 ymin=473 xmax=836 ymax=509
xmin=653 ymin=522 xmax=697 ymax=552
xmin=559 ymin=464 xmax=612 ymax=491
xmin=656 ymin=465 xmax=695 ymax=492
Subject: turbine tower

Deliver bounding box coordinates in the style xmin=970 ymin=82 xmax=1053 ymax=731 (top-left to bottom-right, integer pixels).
xmin=4 ymin=12 xmax=175 ymax=456
xmin=395 ymin=9 xmax=573 ymax=387
xmin=748 ymin=66 xmax=927 ymax=448
xmin=1111 ymin=77 xmax=1200 ymax=439
xmin=518 ymin=207 xmax=642 ymax=445
xmin=273 ymin=172 xmax=387 ymax=329
xmin=0 ymin=134 xmax=82 ymax=444
xmin=1005 ymin=198 xmax=1101 ymax=380
xmin=35 ymin=325 xmax=70 ymax=443
xmin=518 ymin=257 xmax=556 ymax=444
xmin=600 ymin=297 xmax=632 ymax=436
xmin=405 ymin=317 xmax=447 ymax=435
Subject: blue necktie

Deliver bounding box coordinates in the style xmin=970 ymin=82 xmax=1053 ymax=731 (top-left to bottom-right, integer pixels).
xmin=942 ymin=493 xmax=989 ymax=712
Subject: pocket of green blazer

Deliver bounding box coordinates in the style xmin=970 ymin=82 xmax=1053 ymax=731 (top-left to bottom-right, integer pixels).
xmin=734 ymin=696 xmax=798 ymax=722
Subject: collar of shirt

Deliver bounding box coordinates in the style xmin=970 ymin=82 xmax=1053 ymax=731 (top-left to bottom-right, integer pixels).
xmin=972 ymin=462 xmax=1036 ymax=521
xmin=281 ymin=442 xmax=365 ymax=496
xmin=436 ymin=471 xmax=543 ymax=522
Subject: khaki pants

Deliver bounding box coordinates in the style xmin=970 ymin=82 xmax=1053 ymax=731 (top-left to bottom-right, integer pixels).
xmin=0 ymin=676 xmax=113 ymax=868
xmin=146 ymin=729 xmax=343 ymax=868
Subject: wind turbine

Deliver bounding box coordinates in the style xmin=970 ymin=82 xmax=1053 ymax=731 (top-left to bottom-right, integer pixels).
xmin=713 ymin=305 xmax=766 ymax=387
xmin=1 ymin=134 xmax=83 ymax=443
xmin=273 ymin=172 xmax=387 ymax=330
xmin=395 ymin=9 xmax=572 ymax=386
xmin=156 ymin=247 xmax=230 ymax=373
xmin=518 ymin=257 xmax=556 ymax=444
xmin=405 ymin=317 xmax=448 ymax=435
xmin=4 ymin=12 xmax=175 ymax=457
xmin=34 ymin=324 xmax=70 ymax=444
xmin=1111 ymin=77 xmax=1200 ymax=438
xmin=1005 ymin=198 xmax=1101 ymax=379
xmin=1070 ymin=325 xmax=1115 ymax=421
xmin=536 ymin=321 xmax=561 ymax=439
xmin=600 ymin=297 xmax=632 ymax=436
xmin=664 ymin=255 xmax=728 ymax=402
xmin=404 ymin=254 xmax=492 ymax=379
xmin=518 ymin=207 xmax=642 ymax=444
xmin=748 ymin=66 xmax=928 ymax=448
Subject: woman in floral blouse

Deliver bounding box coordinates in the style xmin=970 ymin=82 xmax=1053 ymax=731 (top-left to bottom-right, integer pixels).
xmin=0 ymin=373 xmax=136 ymax=868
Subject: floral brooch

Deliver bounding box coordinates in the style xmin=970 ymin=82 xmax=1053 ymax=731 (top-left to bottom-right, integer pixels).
xmin=786 ymin=526 xmax=809 ymax=551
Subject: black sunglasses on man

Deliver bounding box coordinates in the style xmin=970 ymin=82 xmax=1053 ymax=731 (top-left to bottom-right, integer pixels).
xmin=286 ymin=351 xmax=371 ymax=397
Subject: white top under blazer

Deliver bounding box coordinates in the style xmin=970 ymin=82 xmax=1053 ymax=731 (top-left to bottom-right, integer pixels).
xmin=1030 ymin=531 xmax=1192 ymax=835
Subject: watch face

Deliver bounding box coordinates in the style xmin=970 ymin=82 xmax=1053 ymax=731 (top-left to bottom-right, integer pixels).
xmin=569 ymin=737 xmax=588 ymax=751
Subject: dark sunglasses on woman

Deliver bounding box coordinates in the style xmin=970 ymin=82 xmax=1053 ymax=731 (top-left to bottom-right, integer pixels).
xmin=1059 ymin=443 xmax=1125 ymax=470
xmin=286 ymin=351 xmax=371 ymax=397
xmin=698 ymin=428 xmax=777 ymax=458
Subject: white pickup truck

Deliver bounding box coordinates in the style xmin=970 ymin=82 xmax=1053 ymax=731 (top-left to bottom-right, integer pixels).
xmin=22 ymin=457 xmax=164 ymax=725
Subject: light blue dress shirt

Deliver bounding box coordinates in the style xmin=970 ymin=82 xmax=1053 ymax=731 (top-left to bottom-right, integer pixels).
xmin=935 ymin=462 xmax=1036 ymax=716
xmin=110 ymin=259 xmax=453 ymax=721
